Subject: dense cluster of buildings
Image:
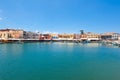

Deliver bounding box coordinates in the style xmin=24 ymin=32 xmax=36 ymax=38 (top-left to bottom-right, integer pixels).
xmin=0 ymin=29 xmax=120 ymax=41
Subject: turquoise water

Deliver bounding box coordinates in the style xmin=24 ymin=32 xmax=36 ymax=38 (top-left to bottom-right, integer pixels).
xmin=0 ymin=42 xmax=120 ymax=80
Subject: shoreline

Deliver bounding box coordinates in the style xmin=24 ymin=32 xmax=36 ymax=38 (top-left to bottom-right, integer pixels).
xmin=0 ymin=39 xmax=120 ymax=47
xmin=0 ymin=39 xmax=101 ymax=43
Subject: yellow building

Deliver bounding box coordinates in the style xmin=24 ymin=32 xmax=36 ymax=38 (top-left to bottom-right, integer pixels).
xmin=80 ymin=34 xmax=87 ymax=38
xmin=86 ymin=32 xmax=101 ymax=40
xmin=50 ymin=34 xmax=58 ymax=39
xmin=58 ymin=34 xmax=74 ymax=40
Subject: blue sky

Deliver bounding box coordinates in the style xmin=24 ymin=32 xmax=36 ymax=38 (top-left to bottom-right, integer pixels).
xmin=0 ymin=0 xmax=120 ymax=33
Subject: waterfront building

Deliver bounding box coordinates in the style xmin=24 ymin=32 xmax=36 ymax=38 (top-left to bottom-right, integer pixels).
xmin=80 ymin=34 xmax=87 ymax=40
xmin=111 ymin=33 xmax=120 ymax=40
xmin=101 ymin=32 xmax=120 ymax=40
xmin=24 ymin=31 xmax=39 ymax=39
xmin=0 ymin=29 xmax=24 ymax=40
xmin=39 ymin=34 xmax=51 ymax=40
xmin=86 ymin=32 xmax=101 ymax=41
xmin=74 ymin=34 xmax=81 ymax=39
xmin=101 ymin=33 xmax=112 ymax=40
xmin=50 ymin=34 xmax=59 ymax=39
xmin=58 ymin=34 xmax=74 ymax=40
xmin=101 ymin=35 xmax=112 ymax=40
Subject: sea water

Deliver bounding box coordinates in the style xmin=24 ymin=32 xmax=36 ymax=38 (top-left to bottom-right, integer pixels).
xmin=0 ymin=42 xmax=120 ymax=80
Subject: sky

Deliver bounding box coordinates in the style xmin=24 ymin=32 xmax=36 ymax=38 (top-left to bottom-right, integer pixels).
xmin=0 ymin=0 xmax=120 ymax=33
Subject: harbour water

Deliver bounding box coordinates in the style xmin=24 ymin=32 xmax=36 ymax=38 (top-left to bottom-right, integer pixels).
xmin=0 ymin=42 xmax=120 ymax=80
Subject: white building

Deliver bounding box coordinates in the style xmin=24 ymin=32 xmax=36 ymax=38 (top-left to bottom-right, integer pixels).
xmin=112 ymin=33 xmax=120 ymax=40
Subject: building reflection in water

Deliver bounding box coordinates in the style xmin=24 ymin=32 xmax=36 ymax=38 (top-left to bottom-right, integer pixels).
xmin=0 ymin=43 xmax=24 ymax=57
xmin=82 ymin=43 xmax=101 ymax=48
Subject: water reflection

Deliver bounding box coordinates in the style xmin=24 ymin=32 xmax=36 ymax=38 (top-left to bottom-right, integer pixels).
xmin=0 ymin=44 xmax=24 ymax=59
xmin=48 ymin=42 xmax=75 ymax=53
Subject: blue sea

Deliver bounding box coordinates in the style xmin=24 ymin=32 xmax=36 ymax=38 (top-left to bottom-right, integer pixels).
xmin=0 ymin=42 xmax=120 ymax=80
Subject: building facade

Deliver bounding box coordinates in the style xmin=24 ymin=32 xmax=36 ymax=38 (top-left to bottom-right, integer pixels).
xmin=50 ymin=34 xmax=59 ymax=39
xmin=39 ymin=34 xmax=51 ymax=40
xmin=86 ymin=32 xmax=101 ymax=41
xmin=111 ymin=33 xmax=120 ymax=40
xmin=58 ymin=34 xmax=74 ymax=40
xmin=0 ymin=29 xmax=24 ymax=40
xmin=24 ymin=31 xmax=39 ymax=39
xmin=101 ymin=32 xmax=120 ymax=40
xmin=80 ymin=34 xmax=87 ymax=40
xmin=74 ymin=34 xmax=81 ymax=39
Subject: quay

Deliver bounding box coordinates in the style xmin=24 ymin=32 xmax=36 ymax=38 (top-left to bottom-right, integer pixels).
xmin=0 ymin=39 xmax=120 ymax=47
xmin=0 ymin=39 xmax=101 ymax=43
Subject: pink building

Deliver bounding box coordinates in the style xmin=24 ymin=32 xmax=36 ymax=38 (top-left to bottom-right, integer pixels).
xmin=0 ymin=29 xmax=24 ymax=39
